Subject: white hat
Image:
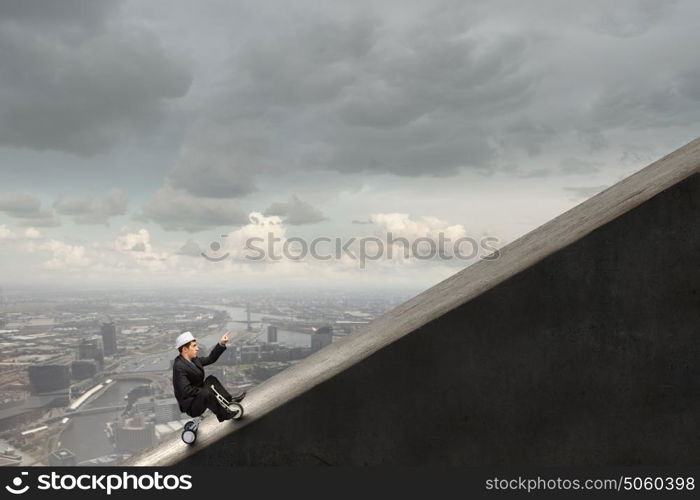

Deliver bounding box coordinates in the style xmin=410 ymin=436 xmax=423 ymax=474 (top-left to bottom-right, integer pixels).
xmin=175 ymin=331 xmax=196 ymax=350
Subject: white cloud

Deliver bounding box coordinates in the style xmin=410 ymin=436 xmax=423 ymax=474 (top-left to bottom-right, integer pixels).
xmin=42 ymin=240 xmax=90 ymax=270
xmin=0 ymin=224 xmax=15 ymax=240
xmin=0 ymin=224 xmax=41 ymax=240
xmin=368 ymin=212 xmax=498 ymax=264
xmin=23 ymin=227 xmax=40 ymax=239
xmin=220 ymin=212 xmax=286 ymax=261
xmin=115 ymin=228 xmax=152 ymax=253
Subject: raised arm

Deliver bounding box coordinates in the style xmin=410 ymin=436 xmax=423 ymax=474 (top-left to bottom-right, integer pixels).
xmin=198 ymin=331 xmax=230 ymax=366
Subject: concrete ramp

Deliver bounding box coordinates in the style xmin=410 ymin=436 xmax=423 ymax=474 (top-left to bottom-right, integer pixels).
xmin=127 ymin=138 xmax=700 ymax=466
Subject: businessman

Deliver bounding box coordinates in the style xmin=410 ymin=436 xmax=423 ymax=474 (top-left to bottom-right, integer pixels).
xmin=173 ymin=330 xmax=246 ymax=421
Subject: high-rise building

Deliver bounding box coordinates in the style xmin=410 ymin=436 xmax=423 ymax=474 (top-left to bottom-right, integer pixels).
xmin=267 ymin=325 xmax=278 ymax=343
xmin=0 ymin=449 xmax=22 ymax=467
xmin=28 ymin=364 xmax=71 ymax=394
xmin=311 ymin=326 xmax=333 ymax=351
xmin=153 ymin=398 xmax=184 ymax=424
xmin=101 ymin=321 xmax=117 ymax=356
xmin=219 ymin=346 xmax=237 ymax=365
xmin=49 ymin=449 xmax=77 ymax=466
xmin=70 ymin=360 xmax=98 ymax=380
xmin=113 ymin=414 xmax=155 ymax=454
xmin=239 ymin=345 xmax=260 ymax=364
xmin=78 ymin=337 xmax=104 ymax=368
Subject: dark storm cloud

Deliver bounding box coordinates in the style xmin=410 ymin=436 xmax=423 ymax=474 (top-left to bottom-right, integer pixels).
xmin=559 ymin=158 xmax=603 ymax=175
xmin=16 ymin=216 xmax=61 ymax=228
xmin=0 ymin=0 xmax=118 ymax=27
xmin=0 ymin=192 xmax=61 ymax=227
xmin=586 ymin=80 xmax=700 ymax=130
xmin=53 ymin=189 xmax=127 ymax=225
xmin=500 ymin=121 xmax=556 ymax=157
xmin=5 ymin=0 xmax=699 ymax=238
xmin=263 ymin=196 xmax=326 ymax=225
xmin=582 ymin=0 xmax=676 ymax=38
xmin=0 ymin=193 xmax=42 ymax=217
xmin=676 ymin=67 xmax=700 ymax=101
xmin=164 ymin=5 xmax=536 ymax=200
xmin=0 ymin=0 xmax=191 ymax=156
xmin=137 ymin=184 xmax=248 ymax=233
xmin=168 ymin=149 xmax=259 ymax=199
xmin=500 ymin=164 xmax=551 ymax=179
xmin=576 ymin=129 xmax=610 ymax=153
xmin=136 ymin=0 xmax=700 ymax=233
xmin=333 ymin=34 xmax=532 ymax=134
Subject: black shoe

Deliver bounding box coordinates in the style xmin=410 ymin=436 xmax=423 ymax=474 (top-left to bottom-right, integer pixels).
xmin=217 ymin=409 xmax=237 ymax=422
xmin=231 ymin=391 xmax=246 ymax=403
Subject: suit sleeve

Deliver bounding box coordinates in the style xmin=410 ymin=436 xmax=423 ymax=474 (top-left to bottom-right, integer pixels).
xmin=173 ymin=362 xmax=199 ymax=398
xmin=197 ymin=342 xmax=226 ymax=366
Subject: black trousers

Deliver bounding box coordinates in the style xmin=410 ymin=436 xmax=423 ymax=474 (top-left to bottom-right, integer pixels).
xmin=188 ymin=375 xmax=233 ymax=419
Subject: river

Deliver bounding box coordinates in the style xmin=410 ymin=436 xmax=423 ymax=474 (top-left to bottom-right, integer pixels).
xmin=57 ymin=379 xmax=147 ymax=464
xmin=197 ymin=304 xmax=311 ymax=348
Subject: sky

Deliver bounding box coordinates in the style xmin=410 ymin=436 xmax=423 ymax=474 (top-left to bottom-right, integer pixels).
xmin=0 ymin=0 xmax=698 ymax=291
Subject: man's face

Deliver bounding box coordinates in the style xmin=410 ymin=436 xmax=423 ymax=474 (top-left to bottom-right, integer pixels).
xmin=182 ymin=340 xmax=198 ymax=359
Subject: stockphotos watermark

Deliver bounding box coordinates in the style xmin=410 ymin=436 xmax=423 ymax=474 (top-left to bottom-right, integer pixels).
xmin=201 ymin=232 xmax=502 ymax=268
xmin=3 ymin=470 xmax=192 ymax=496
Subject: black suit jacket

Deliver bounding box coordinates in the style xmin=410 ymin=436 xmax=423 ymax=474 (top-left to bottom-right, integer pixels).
xmin=172 ymin=342 xmax=226 ymax=412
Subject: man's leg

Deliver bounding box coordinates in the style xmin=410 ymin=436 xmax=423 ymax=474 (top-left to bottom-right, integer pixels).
xmin=201 ymin=376 xmax=244 ymax=421
xmin=188 ymin=387 xmax=210 ymax=418
xmin=204 ymin=375 xmax=246 ymax=403
xmin=189 ymin=385 xmax=231 ymax=422
xmin=204 ymin=375 xmax=232 ymax=401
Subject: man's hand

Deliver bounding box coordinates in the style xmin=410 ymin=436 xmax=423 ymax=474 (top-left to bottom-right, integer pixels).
xmin=219 ymin=330 xmax=231 ymax=345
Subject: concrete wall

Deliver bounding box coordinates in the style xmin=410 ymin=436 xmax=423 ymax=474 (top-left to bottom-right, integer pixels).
xmin=179 ymin=173 xmax=700 ymax=466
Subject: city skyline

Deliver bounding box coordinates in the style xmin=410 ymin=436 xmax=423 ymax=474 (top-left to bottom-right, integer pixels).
xmin=0 ymin=287 xmax=397 ymax=465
